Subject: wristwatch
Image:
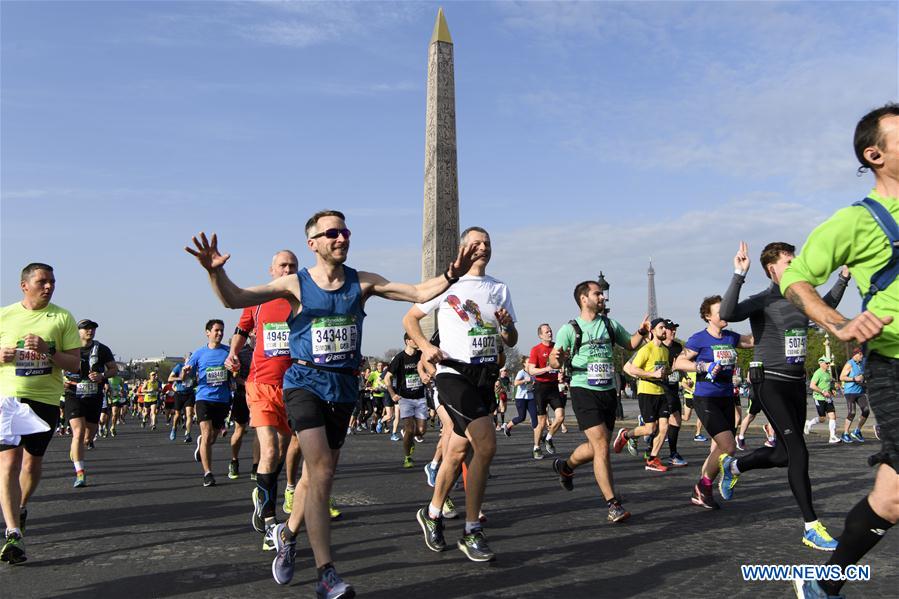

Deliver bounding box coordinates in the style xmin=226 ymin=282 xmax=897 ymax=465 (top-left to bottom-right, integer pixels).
xmin=48 ymin=346 xmax=57 ymax=356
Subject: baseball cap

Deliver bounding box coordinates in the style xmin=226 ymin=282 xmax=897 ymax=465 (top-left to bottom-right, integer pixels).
xmin=650 ymin=318 xmax=666 ymax=329
xmin=664 ymin=319 xmax=679 ymax=329
xmin=851 ymin=346 xmax=863 ymax=356
xmin=77 ymin=319 xmax=99 ymax=329
xmin=817 ymin=356 xmax=831 ymax=363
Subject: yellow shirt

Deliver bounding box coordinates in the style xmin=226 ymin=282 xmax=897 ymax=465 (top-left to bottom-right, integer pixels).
xmin=631 ymin=342 xmax=669 ymax=396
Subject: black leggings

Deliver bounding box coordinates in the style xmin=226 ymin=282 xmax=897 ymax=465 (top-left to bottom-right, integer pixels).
xmin=736 ymin=377 xmax=816 ymax=522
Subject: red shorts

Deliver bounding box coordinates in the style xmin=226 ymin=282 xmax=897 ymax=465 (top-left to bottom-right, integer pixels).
xmin=246 ymin=381 xmax=291 ymax=436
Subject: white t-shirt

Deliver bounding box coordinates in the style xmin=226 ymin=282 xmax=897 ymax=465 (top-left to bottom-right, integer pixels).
xmin=416 ymin=274 xmax=517 ymax=375
xmin=514 ymin=369 xmax=533 ymax=399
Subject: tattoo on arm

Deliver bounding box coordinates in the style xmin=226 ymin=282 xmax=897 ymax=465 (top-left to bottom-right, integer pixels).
xmin=784 ymin=287 xmax=805 ymax=313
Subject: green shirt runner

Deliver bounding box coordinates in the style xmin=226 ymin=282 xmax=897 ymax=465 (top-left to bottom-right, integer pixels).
xmin=555 ymin=316 xmax=632 ymax=392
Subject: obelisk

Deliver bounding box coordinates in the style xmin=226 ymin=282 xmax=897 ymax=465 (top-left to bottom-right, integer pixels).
xmin=647 ymin=259 xmax=659 ymax=321
xmin=421 ymin=8 xmax=459 ymax=339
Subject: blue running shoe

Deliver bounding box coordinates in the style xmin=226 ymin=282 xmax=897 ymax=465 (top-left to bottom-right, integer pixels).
xmin=169 ymin=428 xmax=177 ymax=442
xmin=390 ymin=433 xmax=401 ymax=442
xmin=694 ymin=433 xmax=708 ymax=442
xmin=802 ymin=522 xmax=838 ymax=551
xmin=840 ymin=433 xmax=853 ymax=443
xmin=850 ymin=428 xmax=865 ymax=443
xmin=718 ymin=454 xmax=739 ymax=500
xmin=315 ymin=565 xmax=354 ymax=599
xmin=423 ymin=462 xmax=438 ymax=487
xmin=668 ymin=453 xmax=688 ymax=467
xmin=792 ymin=579 xmax=843 ymax=598
xmin=271 ymin=523 xmax=296 ymax=585
xmin=375 ymin=421 xmax=383 ymax=433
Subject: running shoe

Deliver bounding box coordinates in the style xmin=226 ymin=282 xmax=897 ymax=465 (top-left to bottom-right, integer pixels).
xmin=803 ymin=420 xmax=813 ymax=435
xmin=315 ymin=566 xmax=355 ymax=599
xmin=414 ymin=435 xmax=424 ymax=444
xmin=416 ymin=508 xmax=446 ymax=551
xmin=691 ymin=484 xmax=720 ymax=510
xmin=203 ymin=472 xmax=216 ymax=487
xmin=390 ymin=433 xmax=401 ymax=442
xmin=607 ymin=500 xmax=630 ymax=523
xmin=850 ymin=428 xmax=865 ymax=443
xmin=73 ymin=472 xmax=86 ymax=488
xmin=828 ymin=435 xmax=841 ymax=444
xmin=169 ymin=428 xmax=177 ymax=442
xmin=612 ymin=428 xmax=630 ymax=453
xmin=252 ymin=487 xmax=266 ymax=533
xmin=874 ymin=424 xmax=881 ymax=440
xmin=802 ymin=522 xmax=838 ymax=551
xmin=283 ymin=487 xmax=295 ymax=515
xmin=87 ymin=440 xmax=95 ymax=449
xmin=0 ymin=531 xmax=26 ymax=565
xmin=645 ymin=457 xmax=668 ymax=472
xmin=442 ymin=497 xmax=458 ymax=519
xmin=457 ymin=529 xmax=495 ymax=562
xmin=329 ymin=498 xmax=342 ymax=520
xmin=271 ymin=523 xmax=296 ymax=585
xmin=532 ymin=447 xmax=544 ymax=460
xmin=736 ymin=436 xmax=746 ymax=451
xmin=150 ymin=425 xmax=156 ymax=432
xmin=544 ymin=438 xmax=556 ymax=455
xmin=403 ymin=456 xmax=413 ymax=468
xmin=501 ymin=423 xmax=511 ymax=437
xmin=553 ymin=458 xmax=574 ymax=491
xmin=693 ymin=433 xmax=708 ymax=442
xmin=764 ymin=437 xmax=777 ymax=448
xmin=194 ymin=435 xmax=202 ymax=463
xmin=262 ymin=523 xmax=276 ymax=551
xmin=424 ymin=462 xmax=439 ymax=487
xmin=110 ymin=429 xmax=117 ymax=438
xmin=184 ymin=433 xmax=192 ymax=443
xmin=840 ymin=433 xmax=853 ymax=444
xmin=375 ymin=422 xmax=383 ymax=433
xmin=642 ymin=451 xmax=650 ymax=461
xmin=792 ymin=579 xmax=842 ymax=599
xmin=668 ymin=453 xmax=688 ymax=467
xmin=228 ymin=459 xmax=239 ymax=480
xmin=718 ymin=454 xmax=739 ymax=500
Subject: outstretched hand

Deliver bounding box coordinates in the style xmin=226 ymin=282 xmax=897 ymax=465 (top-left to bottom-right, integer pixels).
xmin=833 ymin=311 xmax=893 ymax=343
xmin=448 ymin=241 xmax=479 ymax=278
xmin=185 ymin=232 xmax=230 ymax=272
xmin=734 ymin=241 xmax=750 ymax=272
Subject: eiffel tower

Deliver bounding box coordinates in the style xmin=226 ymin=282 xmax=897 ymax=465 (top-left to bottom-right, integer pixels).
xmin=647 ymin=258 xmax=658 ymax=321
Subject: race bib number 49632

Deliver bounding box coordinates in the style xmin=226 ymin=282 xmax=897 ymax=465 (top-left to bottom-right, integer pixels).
xmin=311 ymin=316 xmax=358 ymax=363
xmin=263 ymin=322 xmax=290 ymax=358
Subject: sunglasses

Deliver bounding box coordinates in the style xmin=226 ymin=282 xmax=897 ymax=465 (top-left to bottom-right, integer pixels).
xmin=311 ymin=228 xmax=351 ymax=240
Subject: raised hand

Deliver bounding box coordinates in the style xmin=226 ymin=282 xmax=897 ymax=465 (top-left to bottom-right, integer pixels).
xmin=449 ymin=241 xmax=479 ymax=278
xmin=185 ymin=232 xmax=230 ymax=272
xmin=637 ymin=314 xmax=651 ymax=336
xmin=734 ymin=241 xmax=750 ymax=273
xmin=840 ymin=265 xmax=851 ymax=279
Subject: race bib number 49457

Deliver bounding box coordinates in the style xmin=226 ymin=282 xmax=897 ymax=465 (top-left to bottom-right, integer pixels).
xmin=311 ymin=316 xmax=358 ymax=363
xmin=263 ymin=322 xmax=290 ymax=358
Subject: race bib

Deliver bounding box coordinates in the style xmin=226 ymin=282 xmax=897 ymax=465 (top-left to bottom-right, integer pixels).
xmin=784 ymin=328 xmax=807 ymax=364
xmin=205 ymin=365 xmax=228 ymax=386
xmin=668 ymin=370 xmax=682 ymax=384
xmin=711 ymin=345 xmax=737 ymax=367
xmin=76 ymin=381 xmax=98 ymax=396
xmin=14 ymin=345 xmax=53 ymax=377
xmin=587 ymin=358 xmax=614 ymax=387
xmin=263 ymin=322 xmax=290 ymax=358
xmin=405 ymin=372 xmax=423 ymax=391
xmin=311 ymin=316 xmax=357 ymax=363
xmin=468 ymin=325 xmax=499 ymax=364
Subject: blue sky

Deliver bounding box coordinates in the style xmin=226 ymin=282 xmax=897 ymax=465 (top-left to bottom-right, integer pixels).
xmin=2 ymin=1 xmax=897 ymax=360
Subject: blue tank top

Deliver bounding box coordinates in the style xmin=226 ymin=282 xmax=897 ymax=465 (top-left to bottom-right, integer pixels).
xmin=282 ymin=266 xmax=366 ymax=403
xmin=843 ymin=359 xmax=865 ymax=394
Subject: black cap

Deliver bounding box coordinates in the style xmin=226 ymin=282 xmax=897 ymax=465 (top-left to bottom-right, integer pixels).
xmin=650 ymin=318 xmax=666 ymax=329
xmin=664 ymin=319 xmax=679 ymax=329
xmin=77 ymin=319 xmax=99 ymax=329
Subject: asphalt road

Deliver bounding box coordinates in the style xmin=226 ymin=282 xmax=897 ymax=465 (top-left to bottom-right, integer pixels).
xmin=6 ymin=402 xmax=896 ymax=598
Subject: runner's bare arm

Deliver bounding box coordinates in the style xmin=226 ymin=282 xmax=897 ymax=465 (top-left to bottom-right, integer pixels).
xmin=673 ymin=348 xmax=699 ymax=373
xmin=359 ymin=242 xmax=478 ymax=303
xmin=186 ymin=233 xmax=299 ymax=309
xmin=738 ymin=335 xmax=754 ymax=349
xmin=402 ymin=306 xmax=444 ymax=365
xmin=623 ymin=360 xmax=663 ymax=380
xmin=839 ymin=362 xmax=853 ymax=383
xmin=783 ymin=280 xmax=893 ymax=343
xmin=625 ymin=315 xmax=651 ymax=350
xmin=20 ymin=334 xmax=80 ymax=372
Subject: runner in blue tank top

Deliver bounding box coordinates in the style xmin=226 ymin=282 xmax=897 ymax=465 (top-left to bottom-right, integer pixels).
xmin=186 ymin=209 xmax=477 ymax=599
xmin=839 ymin=346 xmax=870 ymax=443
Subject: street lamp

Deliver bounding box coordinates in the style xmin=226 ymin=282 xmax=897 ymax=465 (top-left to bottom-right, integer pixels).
xmin=597 ymin=271 xmax=610 ymax=314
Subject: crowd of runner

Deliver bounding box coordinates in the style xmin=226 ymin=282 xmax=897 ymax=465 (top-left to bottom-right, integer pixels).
xmin=2 ymin=104 xmax=897 ymax=599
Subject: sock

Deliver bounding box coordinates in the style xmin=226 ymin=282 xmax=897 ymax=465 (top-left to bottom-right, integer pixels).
xmin=464 ymin=521 xmax=481 ymax=534
xmin=256 ymin=473 xmax=277 ymax=518
xmin=668 ymin=424 xmax=680 ymax=455
xmin=430 ymin=459 xmax=439 ymax=469
xmin=317 ymin=562 xmax=334 ymax=580
xmin=700 ymin=475 xmax=713 ymax=488
xmin=806 ymin=418 xmax=817 ymax=431
xmin=428 ymin=503 xmax=442 ymax=519
xmin=251 ymin=463 xmax=258 ymax=475
xmin=533 ymin=445 xmax=540 ymax=451
xmin=204 ymin=470 xmax=212 ymax=476
xmin=606 ymin=497 xmax=618 ymax=507
xmin=828 ymin=419 xmax=837 ymax=436
xmin=546 ymin=433 xmax=553 ymax=441
xmin=286 ymin=483 xmax=296 ymax=492
xmin=74 ymin=461 xmax=84 ymax=473
xmin=804 ymin=520 xmax=819 ymax=532
xmin=819 ymin=498 xmax=893 ymax=595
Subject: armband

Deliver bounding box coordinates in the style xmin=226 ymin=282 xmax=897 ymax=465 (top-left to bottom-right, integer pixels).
xmin=444 ymin=269 xmax=459 ymax=285
xmin=696 ymin=361 xmax=707 ymax=374
xmin=234 ymin=327 xmax=250 ymax=338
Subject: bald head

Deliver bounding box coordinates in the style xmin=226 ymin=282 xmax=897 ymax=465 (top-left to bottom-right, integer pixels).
xmin=270 ymin=250 xmax=299 ymax=279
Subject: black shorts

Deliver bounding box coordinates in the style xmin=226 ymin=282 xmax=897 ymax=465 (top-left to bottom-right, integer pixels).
xmin=684 ymin=396 xmax=694 ymax=410
xmin=664 ymin=385 xmax=682 ymax=414
xmin=372 ymin=394 xmax=385 ymax=410
xmin=284 ymin=388 xmax=354 ymax=449
xmin=435 ymin=373 xmax=496 ymax=437
xmin=748 ymin=390 xmax=763 ymax=416
xmin=196 ymin=400 xmax=230 ymax=429
xmin=230 ymin=385 xmax=250 ymax=425
xmin=382 ymin=394 xmax=396 ymax=408
xmin=0 ymin=398 xmax=60 ymax=457
xmin=65 ymin=395 xmax=103 ymax=424
xmin=814 ymin=399 xmax=835 ymax=417
xmin=534 ymin=381 xmax=563 ymax=415
xmin=866 ymin=353 xmax=899 ymax=470
xmin=693 ymin=396 xmax=735 ymax=438
xmin=570 ymin=386 xmax=617 ymax=432
xmin=174 ymin=391 xmax=195 ymax=411
xmin=638 ymin=393 xmax=670 ymax=423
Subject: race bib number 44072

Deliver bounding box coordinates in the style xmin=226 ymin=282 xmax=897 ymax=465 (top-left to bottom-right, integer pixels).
xmin=468 ymin=325 xmax=499 ymax=364
xmin=311 ymin=316 xmax=358 ymax=363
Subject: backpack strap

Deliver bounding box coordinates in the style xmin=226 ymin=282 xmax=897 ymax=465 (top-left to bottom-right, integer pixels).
xmin=566 ymin=319 xmax=584 ymax=372
xmin=853 ymin=197 xmax=899 ymax=311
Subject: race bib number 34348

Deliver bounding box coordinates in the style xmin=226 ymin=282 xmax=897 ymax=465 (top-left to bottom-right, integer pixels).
xmin=311 ymin=316 xmax=358 ymax=363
